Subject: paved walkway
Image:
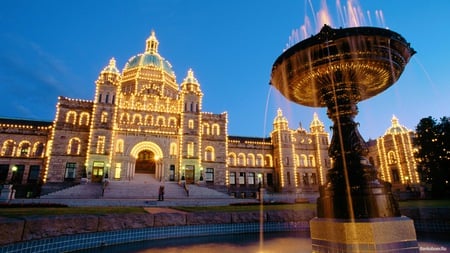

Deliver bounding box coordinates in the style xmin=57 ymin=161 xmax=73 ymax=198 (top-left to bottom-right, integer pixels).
xmin=6 ymin=174 xmax=317 ymax=207
xmin=9 ymin=196 xmax=258 ymax=207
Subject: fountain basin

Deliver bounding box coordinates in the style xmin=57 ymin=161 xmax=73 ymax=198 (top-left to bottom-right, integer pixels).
xmin=270 ymin=25 xmax=416 ymax=107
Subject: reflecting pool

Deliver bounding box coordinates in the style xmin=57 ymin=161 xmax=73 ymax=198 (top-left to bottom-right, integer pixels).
xmin=76 ymin=232 xmax=449 ymax=253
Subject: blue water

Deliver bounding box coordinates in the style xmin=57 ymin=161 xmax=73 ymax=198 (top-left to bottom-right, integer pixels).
xmin=77 ymin=232 xmax=450 ymax=253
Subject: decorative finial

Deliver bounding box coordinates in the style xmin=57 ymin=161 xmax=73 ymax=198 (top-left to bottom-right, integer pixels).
xmin=277 ymin=108 xmax=283 ymax=117
xmin=182 ymin=68 xmax=199 ymax=85
xmin=391 ymin=115 xmax=399 ymax=126
xmin=109 ymin=58 xmax=116 ymax=68
xmin=145 ymin=30 xmax=159 ymax=54
xmin=187 ymin=68 xmax=194 ymax=78
xmin=313 ymin=112 xmax=319 ymax=120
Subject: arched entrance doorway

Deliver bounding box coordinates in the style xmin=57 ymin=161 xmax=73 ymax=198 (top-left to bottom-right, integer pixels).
xmin=135 ymin=150 xmax=156 ymax=174
xmin=129 ymin=141 xmax=164 ymax=180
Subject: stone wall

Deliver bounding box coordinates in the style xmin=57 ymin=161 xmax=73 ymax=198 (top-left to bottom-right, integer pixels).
xmin=0 ymin=207 xmax=448 ymax=246
xmin=0 ymin=209 xmax=315 ymax=246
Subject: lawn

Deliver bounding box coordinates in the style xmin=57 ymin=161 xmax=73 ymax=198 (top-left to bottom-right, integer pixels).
xmin=0 ymin=206 xmax=146 ymax=218
xmin=0 ymin=200 xmax=448 ymax=218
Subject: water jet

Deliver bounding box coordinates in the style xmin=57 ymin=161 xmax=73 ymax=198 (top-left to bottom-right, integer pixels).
xmin=271 ymin=25 xmax=418 ymax=252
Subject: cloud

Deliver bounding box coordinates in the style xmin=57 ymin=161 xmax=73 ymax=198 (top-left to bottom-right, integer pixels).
xmin=0 ymin=33 xmax=72 ymax=119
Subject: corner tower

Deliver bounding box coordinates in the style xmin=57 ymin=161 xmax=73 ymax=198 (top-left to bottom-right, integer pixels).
xmin=271 ymin=108 xmax=296 ymax=192
xmin=309 ymin=112 xmax=329 ymax=185
xmin=85 ymin=58 xmax=121 ymax=182
xmin=179 ymin=69 xmax=203 ymax=183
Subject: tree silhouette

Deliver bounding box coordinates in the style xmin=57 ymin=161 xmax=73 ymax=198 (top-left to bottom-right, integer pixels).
xmin=414 ymin=116 xmax=450 ymax=198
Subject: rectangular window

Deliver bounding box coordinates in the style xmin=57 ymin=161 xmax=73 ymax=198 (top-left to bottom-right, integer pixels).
xmin=303 ymin=173 xmax=309 ymax=185
xmin=205 ymin=168 xmax=214 ymax=182
xmin=0 ymin=164 xmax=9 ymax=183
xmin=114 ymin=163 xmax=121 ymax=179
xmin=311 ymin=173 xmax=317 ymax=185
xmin=27 ymin=165 xmax=40 ymax=183
xmin=96 ymin=136 xmax=105 ymax=154
xmin=65 ymin=163 xmax=76 ymax=181
xmin=247 ymin=172 xmax=255 ymax=185
xmin=392 ymin=169 xmax=400 ymax=183
xmin=187 ymin=142 xmax=194 ymax=157
xmin=239 ymin=172 xmax=245 ymax=185
xmin=169 ymin=165 xmax=175 ymax=181
xmin=92 ymin=161 xmax=104 ymax=179
xmin=229 ymin=172 xmax=236 ymax=185
xmin=267 ymin=173 xmax=273 ymax=186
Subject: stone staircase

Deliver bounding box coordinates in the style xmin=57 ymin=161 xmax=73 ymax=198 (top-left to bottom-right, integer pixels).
xmin=41 ymin=182 xmax=103 ymax=199
xmin=104 ymin=174 xmax=233 ymax=199
xmin=41 ymin=174 xmax=233 ymax=200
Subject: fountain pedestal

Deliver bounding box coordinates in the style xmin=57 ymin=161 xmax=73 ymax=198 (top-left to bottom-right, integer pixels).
xmin=270 ymin=25 xmax=418 ymax=252
xmin=310 ymin=217 xmax=417 ymax=252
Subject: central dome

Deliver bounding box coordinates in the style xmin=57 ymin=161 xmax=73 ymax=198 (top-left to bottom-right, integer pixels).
xmin=123 ymin=31 xmax=175 ymax=77
xmin=120 ymin=31 xmax=178 ymax=97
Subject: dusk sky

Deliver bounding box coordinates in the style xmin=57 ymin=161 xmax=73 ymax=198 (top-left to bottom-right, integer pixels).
xmin=0 ymin=0 xmax=449 ymax=140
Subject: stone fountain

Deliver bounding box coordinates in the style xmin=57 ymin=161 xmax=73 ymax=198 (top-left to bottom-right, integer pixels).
xmin=270 ymin=25 xmax=418 ymax=252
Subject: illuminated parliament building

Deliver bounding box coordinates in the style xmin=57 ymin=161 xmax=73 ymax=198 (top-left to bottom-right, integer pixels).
xmin=0 ymin=31 xmax=418 ymax=198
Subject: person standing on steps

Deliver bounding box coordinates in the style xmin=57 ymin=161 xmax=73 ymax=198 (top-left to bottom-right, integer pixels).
xmin=101 ymin=178 xmax=109 ymax=197
xmin=184 ymin=183 xmax=189 ymax=197
xmin=158 ymin=185 xmax=165 ymax=201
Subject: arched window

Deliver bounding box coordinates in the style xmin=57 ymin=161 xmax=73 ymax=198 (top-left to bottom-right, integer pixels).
xmin=170 ymin=142 xmax=178 ymax=156
xmin=156 ymin=116 xmax=165 ymax=126
xmin=300 ymin=154 xmax=308 ymax=167
xmin=101 ymin=111 xmax=108 ymax=123
xmin=16 ymin=141 xmax=31 ymax=157
xmin=168 ymin=117 xmax=177 ymax=127
xmin=2 ymin=140 xmax=16 ymax=156
xmin=116 ymin=139 xmax=124 ymax=153
xmin=203 ymin=123 xmax=210 ymax=135
xmin=145 ymin=115 xmax=153 ymax=125
xmin=264 ymin=154 xmax=273 ymax=167
xmin=388 ymin=151 xmax=397 ymax=164
xmin=67 ymin=138 xmax=81 ymax=155
xmin=133 ymin=114 xmax=142 ymax=125
xmin=256 ymin=154 xmax=264 ymax=167
xmin=65 ymin=111 xmax=77 ymax=124
xmin=294 ymin=154 xmax=300 ymax=167
xmin=228 ymin=153 xmax=237 ymax=166
xmin=309 ymin=155 xmax=316 ymax=167
xmin=188 ymin=119 xmax=194 ymax=129
xmin=120 ymin=113 xmax=130 ymax=124
xmin=247 ymin=153 xmax=255 ymax=167
xmin=79 ymin=112 xmax=90 ymax=126
xmin=96 ymin=136 xmax=105 ymax=154
xmin=105 ymin=92 xmax=110 ymax=103
xmin=212 ymin=124 xmax=220 ymax=135
xmin=205 ymin=146 xmax=215 ymax=161
xmin=238 ymin=153 xmax=246 ymax=166
xmin=33 ymin=142 xmax=45 ymax=157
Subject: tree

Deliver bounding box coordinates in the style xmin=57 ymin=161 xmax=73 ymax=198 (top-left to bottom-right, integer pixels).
xmin=414 ymin=116 xmax=450 ymax=198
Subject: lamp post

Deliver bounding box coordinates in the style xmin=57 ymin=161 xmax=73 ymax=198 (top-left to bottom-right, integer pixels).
xmin=257 ymin=173 xmax=263 ymax=200
xmin=11 ymin=166 xmax=17 ymax=184
xmin=105 ymin=163 xmax=110 ymax=179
